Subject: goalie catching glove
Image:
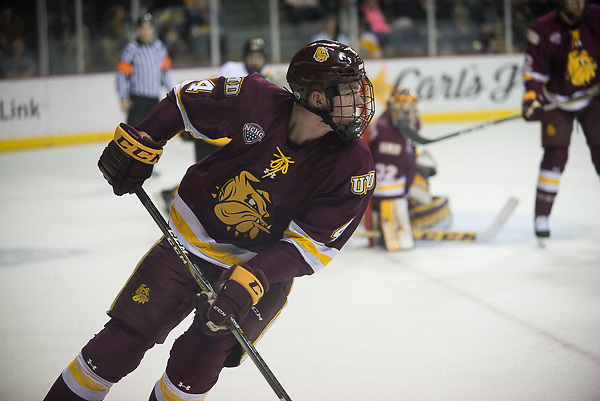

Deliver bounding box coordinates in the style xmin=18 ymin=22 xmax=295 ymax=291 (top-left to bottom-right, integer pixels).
xmin=198 ymin=265 xmax=269 ymax=333
xmin=98 ymin=123 xmax=166 ymax=196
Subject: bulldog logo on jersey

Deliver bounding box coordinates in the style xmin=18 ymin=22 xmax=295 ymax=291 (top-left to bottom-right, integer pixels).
xmin=132 ymin=284 xmax=150 ymax=304
xmin=243 ymin=123 xmax=265 ymax=144
xmin=213 ymin=171 xmax=272 ymax=239
xmin=350 ymin=170 xmax=375 ymax=195
xmin=314 ymin=46 xmax=329 ymax=62
xmin=566 ymin=49 xmax=597 ymax=87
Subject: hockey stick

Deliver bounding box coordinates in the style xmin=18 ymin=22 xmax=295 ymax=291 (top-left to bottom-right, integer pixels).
xmin=356 ymin=196 xmax=519 ymax=243
xmin=402 ymin=87 xmax=600 ymax=145
xmin=133 ymin=185 xmax=293 ymax=401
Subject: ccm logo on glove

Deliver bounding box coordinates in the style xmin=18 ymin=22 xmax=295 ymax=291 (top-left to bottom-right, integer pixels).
xmin=212 ymin=305 xmax=227 ymax=318
xmin=114 ymin=124 xmax=163 ymax=164
xmin=98 ymin=123 xmax=166 ymax=196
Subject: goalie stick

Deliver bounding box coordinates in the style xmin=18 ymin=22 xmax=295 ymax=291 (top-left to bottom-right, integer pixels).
xmin=133 ymin=185 xmax=293 ymax=401
xmin=357 ymin=196 xmax=519 ymax=243
xmin=401 ymin=87 xmax=600 ymax=145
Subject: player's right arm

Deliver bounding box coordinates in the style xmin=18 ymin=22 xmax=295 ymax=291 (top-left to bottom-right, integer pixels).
xmin=98 ymin=123 xmax=167 ymax=196
xmin=522 ymin=19 xmax=550 ymax=121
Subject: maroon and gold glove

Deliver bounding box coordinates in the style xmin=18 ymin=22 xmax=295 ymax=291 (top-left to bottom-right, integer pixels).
xmin=98 ymin=123 xmax=166 ymax=196
xmin=522 ymin=90 xmax=545 ymax=121
xmin=201 ymin=265 xmax=269 ymax=332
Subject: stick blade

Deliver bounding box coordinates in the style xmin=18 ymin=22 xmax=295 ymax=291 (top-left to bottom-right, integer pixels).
xmin=476 ymin=196 xmax=519 ymax=242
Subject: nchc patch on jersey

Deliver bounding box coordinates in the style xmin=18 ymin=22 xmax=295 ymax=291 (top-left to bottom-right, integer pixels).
xmin=242 ymin=122 xmax=265 ymax=144
xmin=161 ymin=73 xmax=375 ymax=278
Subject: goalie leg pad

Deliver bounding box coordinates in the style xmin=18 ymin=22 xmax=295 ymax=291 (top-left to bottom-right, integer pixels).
xmin=380 ymin=198 xmax=415 ymax=251
xmin=409 ymin=196 xmax=452 ymax=230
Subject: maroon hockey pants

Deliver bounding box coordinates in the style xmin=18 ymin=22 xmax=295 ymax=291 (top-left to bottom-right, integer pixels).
xmin=536 ymin=98 xmax=600 ymax=218
xmin=43 ymin=237 xmax=293 ymax=400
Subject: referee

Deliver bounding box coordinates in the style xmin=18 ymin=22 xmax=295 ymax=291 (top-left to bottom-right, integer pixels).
xmin=116 ymin=13 xmax=173 ymax=126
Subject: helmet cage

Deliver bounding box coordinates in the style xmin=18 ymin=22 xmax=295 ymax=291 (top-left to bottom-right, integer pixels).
xmin=287 ymin=40 xmax=375 ymax=140
xmin=326 ymin=78 xmax=375 ymax=141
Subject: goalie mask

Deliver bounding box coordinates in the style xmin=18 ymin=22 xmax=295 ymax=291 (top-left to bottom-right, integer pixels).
xmin=388 ymin=87 xmax=419 ymax=132
xmin=286 ymin=40 xmax=375 ymax=141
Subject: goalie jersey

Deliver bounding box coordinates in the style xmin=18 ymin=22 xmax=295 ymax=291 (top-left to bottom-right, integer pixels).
xmin=368 ymin=110 xmax=416 ymax=202
xmin=137 ymin=73 xmax=375 ymax=282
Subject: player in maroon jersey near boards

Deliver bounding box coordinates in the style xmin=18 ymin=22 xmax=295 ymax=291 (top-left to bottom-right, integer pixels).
xmin=521 ymin=0 xmax=600 ymax=245
xmin=43 ymin=40 xmax=375 ymax=401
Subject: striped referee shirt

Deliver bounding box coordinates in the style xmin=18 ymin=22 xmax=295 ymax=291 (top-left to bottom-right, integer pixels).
xmin=116 ymin=39 xmax=173 ymax=100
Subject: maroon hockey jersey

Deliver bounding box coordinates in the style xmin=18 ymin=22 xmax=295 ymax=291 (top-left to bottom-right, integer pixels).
xmin=368 ymin=111 xmax=415 ymax=200
xmin=523 ymin=4 xmax=600 ymax=111
xmin=137 ymin=73 xmax=375 ymax=282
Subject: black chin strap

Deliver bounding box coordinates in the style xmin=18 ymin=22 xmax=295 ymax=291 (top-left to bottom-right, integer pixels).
xmin=286 ymin=87 xmax=358 ymax=141
xmin=286 ymin=87 xmax=338 ymax=134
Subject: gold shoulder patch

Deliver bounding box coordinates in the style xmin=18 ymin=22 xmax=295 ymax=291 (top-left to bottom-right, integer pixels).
xmin=527 ymin=29 xmax=540 ymax=46
xmin=132 ymin=284 xmax=150 ymax=304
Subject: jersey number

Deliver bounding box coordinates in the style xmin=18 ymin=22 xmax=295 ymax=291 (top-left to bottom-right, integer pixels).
xmin=375 ymin=163 xmax=399 ymax=182
xmin=186 ymin=80 xmax=215 ymax=93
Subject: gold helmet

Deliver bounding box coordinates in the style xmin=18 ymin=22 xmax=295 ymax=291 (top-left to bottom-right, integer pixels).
xmin=388 ymin=87 xmax=419 ymax=130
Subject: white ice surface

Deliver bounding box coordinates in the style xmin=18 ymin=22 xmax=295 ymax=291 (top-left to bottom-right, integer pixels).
xmin=1 ymin=119 xmax=599 ymax=400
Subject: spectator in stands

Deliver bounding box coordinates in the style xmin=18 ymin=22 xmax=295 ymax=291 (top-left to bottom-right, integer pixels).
xmin=360 ymin=0 xmax=393 ymax=53
xmin=284 ymin=0 xmax=329 ymax=44
xmin=310 ymin=12 xmax=350 ymax=44
xmin=0 ymin=36 xmax=35 ymax=78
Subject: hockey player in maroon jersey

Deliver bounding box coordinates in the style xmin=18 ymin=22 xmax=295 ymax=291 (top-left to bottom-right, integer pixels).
xmin=367 ymin=87 xmax=450 ymax=251
xmin=522 ymin=0 xmax=600 ymax=245
xmin=43 ymin=40 xmax=375 ymax=401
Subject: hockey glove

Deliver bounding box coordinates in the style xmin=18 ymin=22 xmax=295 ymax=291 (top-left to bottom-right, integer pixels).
xmin=522 ymin=90 xmax=545 ymax=121
xmin=98 ymin=123 xmax=166 ymax=196
xmin=202 ymin=265 xmax=269 ymax=331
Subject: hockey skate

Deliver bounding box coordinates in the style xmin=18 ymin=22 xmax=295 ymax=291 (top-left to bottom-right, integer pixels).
xmin=535 ymin=215 xmax=550 ymax=248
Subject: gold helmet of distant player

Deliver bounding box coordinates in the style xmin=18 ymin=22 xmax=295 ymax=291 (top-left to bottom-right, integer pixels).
xmin=388 ymin=87 xmax=419 ymax=131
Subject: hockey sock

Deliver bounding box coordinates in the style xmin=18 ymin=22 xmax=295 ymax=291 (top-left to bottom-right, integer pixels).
xmin=149 ymin=373 xmax=208 ymax=401
xmin=43 ymin=319 xmax=155 ymax=401
xmin=43 ymin=372 xmax=88 ymax=401
xmin=535 ymin=147 xmax=568 ymax=218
